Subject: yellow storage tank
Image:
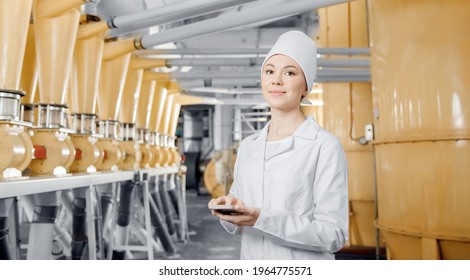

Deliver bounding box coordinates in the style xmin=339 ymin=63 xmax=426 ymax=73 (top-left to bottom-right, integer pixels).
xmin=368 ymin=0 xmax=470 ymax=259
xmin=318 ymin=0 xmax=377 ymax=248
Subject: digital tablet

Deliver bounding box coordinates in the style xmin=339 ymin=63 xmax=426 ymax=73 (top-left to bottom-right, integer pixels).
xmin=209 ymin=205 xmax=242 ymax=215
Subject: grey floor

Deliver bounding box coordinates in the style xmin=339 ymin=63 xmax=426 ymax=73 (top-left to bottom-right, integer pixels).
xmin=154 ymin=190 xmax=241 ymax=260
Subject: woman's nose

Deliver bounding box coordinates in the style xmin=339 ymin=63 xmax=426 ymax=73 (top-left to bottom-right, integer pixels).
xmin=271 ymin=74 xmax=282 ymax=85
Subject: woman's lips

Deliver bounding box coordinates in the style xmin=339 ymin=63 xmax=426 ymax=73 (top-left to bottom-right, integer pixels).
xmin=269 ymin=90 xmax=286 ymax=96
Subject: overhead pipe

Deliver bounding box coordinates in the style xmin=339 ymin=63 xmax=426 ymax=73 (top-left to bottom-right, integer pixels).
xmin=139 ymin=0 xmax=349 ymax=48
xmin=171 ymin=69 xmax=370 ymax=79
xmin=144 ymin=69 xmax=370 ymax=83
xmin=109 ymin=0 xmax=257 ymax=36
xmin=179 ymin=79 xmax=260 ymax=89
xmin=166 ymin=57 xmax=369 ymax=68
xmin=103 ymin=0 xmax=353 ymax=60
xmin=135 ymin=47 xmax=370 ymax=56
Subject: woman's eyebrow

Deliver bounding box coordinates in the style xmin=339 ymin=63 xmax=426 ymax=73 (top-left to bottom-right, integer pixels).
xmin=263 ymin=64 xmax=299 ymax=70
xmin=283 ymin=65 xmax=299 ymax=70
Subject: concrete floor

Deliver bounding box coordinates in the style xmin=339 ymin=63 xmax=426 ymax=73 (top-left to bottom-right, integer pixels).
xmin=154 ymin=190 xmax=241 ymax=260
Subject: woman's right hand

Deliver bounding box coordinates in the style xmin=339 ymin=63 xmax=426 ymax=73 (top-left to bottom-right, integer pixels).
xmin=208 ymin=195 xmax=237 ymax=215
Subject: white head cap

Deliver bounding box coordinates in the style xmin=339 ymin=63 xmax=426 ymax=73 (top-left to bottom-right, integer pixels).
xmin=262 ymin=30 xmax=317 ymax=94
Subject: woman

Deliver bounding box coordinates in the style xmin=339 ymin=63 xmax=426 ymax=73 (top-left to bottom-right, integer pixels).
xmin=208 ymin=31 xmax=348 ymax=260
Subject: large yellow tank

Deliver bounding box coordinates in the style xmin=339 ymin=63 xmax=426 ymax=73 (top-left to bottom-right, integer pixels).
xmin=368 ymin=0 xmax=470 ymax=259
xmin=318 ymin=0 xmax=377 ymax=248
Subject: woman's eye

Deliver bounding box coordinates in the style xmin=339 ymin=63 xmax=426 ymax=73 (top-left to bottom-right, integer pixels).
xmin=285 ymin=71 xmax=295 ymax=76
xmin=265 ymin=69 xmax=273 ymax=75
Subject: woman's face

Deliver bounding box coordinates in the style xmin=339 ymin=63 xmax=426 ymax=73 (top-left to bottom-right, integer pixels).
xmin=261 ymin=54 xmax=308 ymax=112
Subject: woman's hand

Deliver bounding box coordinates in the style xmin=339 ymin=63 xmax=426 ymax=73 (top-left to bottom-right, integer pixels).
xmin=208 ymin=195 xmax=260 ymax=227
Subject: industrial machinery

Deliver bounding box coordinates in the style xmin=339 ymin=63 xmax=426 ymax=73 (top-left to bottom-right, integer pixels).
xmin=1 ymin=0 xmax=468 ymax=262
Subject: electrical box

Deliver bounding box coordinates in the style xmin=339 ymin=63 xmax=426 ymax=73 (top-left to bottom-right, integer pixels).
xmin=365 ymin=124 xmax=374 ymax=141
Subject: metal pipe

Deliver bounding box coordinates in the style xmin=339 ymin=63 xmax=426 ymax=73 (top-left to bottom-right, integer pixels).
xmin=109 ymin=0 xmax=257 ymax=33
xmin=0 ymin=215 xmax=12 ymax=259
xmin=166 ymin=57 xmax=369 ymax=68
xmin=158 ymin=175 xmax=176 ymax=236
xmin=27 ymin=192 xmax=60 ymax=260
xmin=179 ymin=79 xmax=260 ymax=89
xmin=112 ymin=179 xmax=136 ymax=260
xmin=171 ymin=69 xmax=370 ymax=80
xmin=71 ymin=197 xmax=86 ymax=260
xmin=145 ymin=188 xmax=176 ymax=254
xmin=135 ymin=47 xmax=369 ymax=56
xmin=139 ymin=0 xmax=352 ymax=48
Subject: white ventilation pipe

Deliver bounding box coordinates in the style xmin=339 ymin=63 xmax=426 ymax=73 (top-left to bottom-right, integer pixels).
xmin=108 ymin=0 xmax=256 ymax=30
xmin=179 ymin=79 xmax=260 ymax=89
xmin=139 ymin=0 xmax=353 ymax=48
xmin=168 ymin=57 xmax=369 ymax=68
xmin=171 ymin=69 xmax=370 ymax=79
xmin=135 ymin=47 xmax=369 ymax=56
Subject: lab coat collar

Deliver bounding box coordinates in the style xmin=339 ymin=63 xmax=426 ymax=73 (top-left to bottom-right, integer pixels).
xmin=246 ymin=116 xmax=320 ymax=162
xmin=248 ymin=116 xmax=320 ymax=145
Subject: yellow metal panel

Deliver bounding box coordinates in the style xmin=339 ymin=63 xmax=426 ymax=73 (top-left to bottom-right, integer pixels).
xmin=349 ymin=200 xmax=376 ymax=247
xmin=440 ymin=240 xmax=470 ymax=260
xmin=322 ymin=83 xmax=373 ymax=152
xmin=316 ymin=8 xmax=328 ymax=47
xmin=381 ymin=232 xmax=422 ymax=260
xmin=375 ymin=141 xmax=470 ymax=238
xmin=421 ymin=238 xmax=440 ymax=260
xmin=368 ymin=0 xmax=470 ymax=142
xmin=350 ymin=0 xmax=368 ymax=48
xmin=325 ymin=2 xmax=349 ymax=48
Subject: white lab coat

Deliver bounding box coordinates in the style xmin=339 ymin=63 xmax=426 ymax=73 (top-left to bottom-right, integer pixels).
xmin=221 ymin=116 xmax=348 ymax=260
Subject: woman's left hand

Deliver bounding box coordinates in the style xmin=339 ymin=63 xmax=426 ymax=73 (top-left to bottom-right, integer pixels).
xmin=213 ymin=197 xmax=261 ymax=227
